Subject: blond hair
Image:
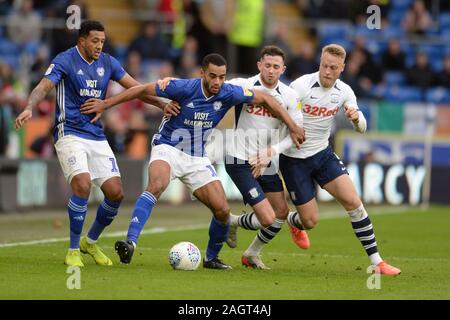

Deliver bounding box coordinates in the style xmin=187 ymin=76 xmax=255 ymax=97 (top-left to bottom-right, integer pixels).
xmin=322 ymin=44 xmax=346 ymax=61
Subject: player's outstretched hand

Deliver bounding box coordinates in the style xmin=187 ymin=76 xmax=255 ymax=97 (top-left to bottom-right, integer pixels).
xmin=157 ymin=77 xmax=176 ymax=91
xmin=15 ymin=109 xmax=32 ymax=129
xmin=164 ymin=101 xmax=181 ymax=117
xmin=289 ymin=125 xmax=305 ymax=149
xmin=80 ymin=98 xmax=107 ymax=123
xmin=344 ymin=105 xmax=359 ymax=123
xmin=249 ymin=147 xmax=274 ymax=178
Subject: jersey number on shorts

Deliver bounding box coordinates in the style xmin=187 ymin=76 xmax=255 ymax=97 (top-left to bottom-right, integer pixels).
xmin=206 ymin=165 xmax=218 ymax=177
xmin=109 ymin=157 xmax=118 ymax=173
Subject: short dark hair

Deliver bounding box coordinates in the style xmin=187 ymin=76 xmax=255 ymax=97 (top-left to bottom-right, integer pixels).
xmin=78 ymin=20 xmax=105 ymax=38
xmin=260 ymin=45 xmax=286 ymax=62
xmin=202 ymin=53 xmax=227 ymax=70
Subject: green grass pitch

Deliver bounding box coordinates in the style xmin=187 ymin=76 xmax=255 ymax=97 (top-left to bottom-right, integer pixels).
xmin=0 ymin=203 xmax=449 ymax=300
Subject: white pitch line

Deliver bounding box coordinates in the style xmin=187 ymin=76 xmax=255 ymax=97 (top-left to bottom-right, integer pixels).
xmin=0 ymin=224 xmax=207 ymax=248
xmin=0 ymin=205 xmax=411 ymax=249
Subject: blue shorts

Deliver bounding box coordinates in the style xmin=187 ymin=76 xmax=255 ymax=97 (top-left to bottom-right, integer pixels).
xmin=225 ymin=156 xmax=284 ymax=206
xmin=279 ymin=146 xmax=348 ymax=206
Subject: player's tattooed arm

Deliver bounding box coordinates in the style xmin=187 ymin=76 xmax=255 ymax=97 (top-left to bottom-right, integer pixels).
xmin=15 ymin=78 xmax=54 ymax=129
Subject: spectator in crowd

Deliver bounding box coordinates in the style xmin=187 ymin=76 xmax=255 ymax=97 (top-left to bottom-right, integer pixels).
xmin=0 ymin=61 xmax=22 ymax=156
xmin=199 ymin=0 xmax=233 ymax=59
xmin=128 ymin=21 xmax=170 ymax=61
xmin=264 ymin=21 xmax=293 ymax=60
xmin=125 ymin=51 xmax=146 ymax=83
xmin=7 ymin=0 xmax=42 ymax=46
xmin=436 ymin=55 xmax=450 ymax=88
xmin=286 ymin=40 xmax=318 ymax=81
xmin=341 ymin=55 xmax=373 ymax=98
xmin=405 ymin=51 xmax=436 ymax=89
xmin=174 ymin=36 xmax=200 ymax=78
xmin=30 ymin=128 xmax=55 ymax=158
xmin=103 ymin=108 xmax=127 ymax=155
xmin=402 ymin=0 xmax=432 ymax=34
xmin=381 ymin=38 xmax=406 ymax=72
xmin=297 ymin=0 xmax=352 ymax=20
xmin=228 ymin=0 xmax=265 ymax=75
xmin=350 ymin=35 xmax=382 ymax=84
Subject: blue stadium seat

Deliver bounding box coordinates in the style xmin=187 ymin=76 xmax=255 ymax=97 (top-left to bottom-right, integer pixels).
xmin=388 ymin=9 xmax=406 ymax=25
xmin=319 ymin=37 xmax=353 ymax=51
xmin=390 ymin=0 xmax=413 ymax=10
xmin=430 ymin=58 xmax=443 ymax=72
xmin=384 ymin=85 xmax=423 ymax=102
xmin=0 ymin=54 xmax=20 ymax=69
xmin=384 ymin=71 xmax=406 ymax=86
xmin=421 ymin=44 xmax=444 ymax=61
xmin=317 ymin=23 xmax=351 ymax=39
xmin=440 ymin=13 xmax=450 ymax=30
xmin=23 ymin=41 xmax=39 ymax=56
xmin=426 ymin=88 xmax=450 ymax=104
xmin=382 ymin=26 xmax=404 ymax=40
xmin=114 ymin=45 xmax=128 ymax=64
xmin=0 ymin=39 xmax=18 ymax=56
xmin=441 ymin=29 xmax=450 ymax=40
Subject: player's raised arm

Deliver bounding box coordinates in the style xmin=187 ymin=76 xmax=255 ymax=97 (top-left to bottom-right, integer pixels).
xmin=15 ymin=78 xmax=55 ymax=129
xmin=251 ymin=89 xmax=305 ymax=148
xmin=81 ymin=83 xmax=156 ymax=123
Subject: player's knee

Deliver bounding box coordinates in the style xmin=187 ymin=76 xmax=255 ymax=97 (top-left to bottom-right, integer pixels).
xmin=274 ymin=206 xmax=289 ymax=220
xmin=302 ymin=216 xmax=319 ymax=230
xmin=108 ymin=189 xmax=124 ymax=203
xmin=259 ymin=214 xmax=275 ymax=228
xmin=72 ymin=179 xmax=91 ymax=198
xmin=343 ymin=197 xmax=362 ymax=211
xmin=213 ymin=206 xmax=230 ymax=224
xmin=146 ymin=182 xmax=165 ymax=199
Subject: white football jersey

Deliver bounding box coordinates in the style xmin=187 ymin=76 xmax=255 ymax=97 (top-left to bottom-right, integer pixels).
xmin=285 ymin=71 xmax=364 ymax=158
xmin=226 ymin=74 xmax=302 ymax=160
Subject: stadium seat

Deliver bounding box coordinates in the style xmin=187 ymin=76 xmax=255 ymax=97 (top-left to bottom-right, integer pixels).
xmin=317 ymin=22 xmax=351 ymax=39
xmin=384 ymin=71 xmax=406 ymax=86
xmin=384 ymin=85 xmax=423 ymax=102
xmin=390 ymin=0 xmax=413 ymax=10
xmin=114 ymin=45 xmax=128 ymax=64
xmin=421 ymin=44 xmax=443 ymax=62
xmin=319 ymin=37 xmax=353 ymax=51
xmin=0 ymin=39 xmax=18 ymax=56
xmin=426 ymin=88 xmax=450 ymax=104
xmin=388 ymin=9 xmax=406 ymax=26
xmin=0 ymin=54 xmax=20 ymax=69
xmin=430 ymin=59 xmax=443 ymax=72
xmin=23 ymin=41 xmax=39 ymax=57
xmin=440 ymin=13 xmax=450 ymax=30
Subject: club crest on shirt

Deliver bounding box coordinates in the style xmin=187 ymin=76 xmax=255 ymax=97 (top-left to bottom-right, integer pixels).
xmin=331 ymin=93 xmax=340 ymax=104
xmin=96 ymin=67 xmax=105 ymax=77
xmin=68 ymin=156 xmax=76 ymax=166
xmin=213 ymin=101 xmax=222 ymax=111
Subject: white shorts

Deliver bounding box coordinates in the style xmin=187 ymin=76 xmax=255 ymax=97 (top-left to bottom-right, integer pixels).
xmin=55 ymin=135 xmax=120 ymax=187
xmin=149 ymin=144 xmax=220 ymax=194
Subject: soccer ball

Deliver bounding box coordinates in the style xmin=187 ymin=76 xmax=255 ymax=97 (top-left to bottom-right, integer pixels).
xmin=168 ymin=242 xmax=201 ymax=271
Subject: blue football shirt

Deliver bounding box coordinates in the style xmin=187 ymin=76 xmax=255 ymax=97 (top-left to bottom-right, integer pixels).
xmin=154 ymin=78 xmax=255 ymax=156
xmin=45 ymin=46 xmax=126 ymax=142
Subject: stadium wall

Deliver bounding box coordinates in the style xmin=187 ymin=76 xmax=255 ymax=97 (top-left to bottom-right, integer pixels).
xmin=0 ymin=155 xmax=449 ymax=213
